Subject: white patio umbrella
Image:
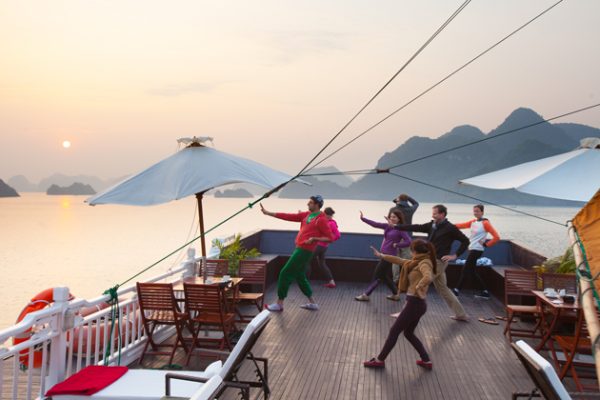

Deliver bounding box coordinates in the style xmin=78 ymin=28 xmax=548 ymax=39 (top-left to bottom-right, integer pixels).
xmin=87 ymin=137 xmax=302 ymax=256
xmin=459 ymin=137 xmax=600 ymax=202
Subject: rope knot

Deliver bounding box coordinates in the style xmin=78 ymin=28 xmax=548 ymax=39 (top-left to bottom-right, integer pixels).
xmin=103 ymin=285 xmax=120 ymax=305
xmin=376 ymin=168 xmax=390 ymax=174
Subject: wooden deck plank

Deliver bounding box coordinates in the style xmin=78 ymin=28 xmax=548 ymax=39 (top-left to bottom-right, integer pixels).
xmin=6 ymin=281 xmax=591 ymax=399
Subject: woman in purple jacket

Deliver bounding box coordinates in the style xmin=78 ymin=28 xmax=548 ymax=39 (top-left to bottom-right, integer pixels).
xmin=355 ymin=209 xmax=411 ymax=301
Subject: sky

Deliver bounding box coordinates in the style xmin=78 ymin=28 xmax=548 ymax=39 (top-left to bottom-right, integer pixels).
xmin=1 ymin=0 xmax=599 ymax=183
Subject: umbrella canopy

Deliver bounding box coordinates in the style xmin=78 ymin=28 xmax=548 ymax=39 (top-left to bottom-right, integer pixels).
xmin=87 ymin=137 xmax=302 ymax=256
xmin=459 ymin=137 xmax=600 ymax=202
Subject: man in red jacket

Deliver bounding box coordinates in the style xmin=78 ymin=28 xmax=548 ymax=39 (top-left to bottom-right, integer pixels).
xmin=260 ymin=195 xmax=333 ymax=312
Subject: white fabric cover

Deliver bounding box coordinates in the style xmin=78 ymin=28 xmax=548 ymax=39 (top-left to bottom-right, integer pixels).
xmin=189 ymin=375 xmax=222 ymax=400
xmin=52 ymin=360 xmax=222 ymax=400
xmin=460 ymin=147 xmax=600 ymax=202
xmin=87 ymin=146 xmax=299 ymax=206
xmin=515 ymin=340 xmax=572 ymax=400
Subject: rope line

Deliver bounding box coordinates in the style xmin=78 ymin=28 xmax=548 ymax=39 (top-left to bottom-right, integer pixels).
xmin=305 ymin=0 xmax=566 ymax=172
xmin=296 ymin=0 xmax=472 ymax=177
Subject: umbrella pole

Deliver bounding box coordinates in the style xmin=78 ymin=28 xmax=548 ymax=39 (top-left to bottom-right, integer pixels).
xmin=196 ymin=192 xmax=207 ymax=258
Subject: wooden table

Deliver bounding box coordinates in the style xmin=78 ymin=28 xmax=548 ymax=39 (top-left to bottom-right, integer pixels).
xmin=173 ymin=276 xmax=243 ymax=291
xmin=532 ymin=290 xmax=581 ymax=352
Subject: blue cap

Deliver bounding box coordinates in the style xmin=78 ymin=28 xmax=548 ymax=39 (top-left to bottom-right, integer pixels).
xmin=310 ymin=195 xmax=324 ymax=208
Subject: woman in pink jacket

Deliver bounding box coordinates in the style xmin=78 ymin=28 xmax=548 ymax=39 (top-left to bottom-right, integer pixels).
xmin=309 ymin=207 xmax=341 ymax=288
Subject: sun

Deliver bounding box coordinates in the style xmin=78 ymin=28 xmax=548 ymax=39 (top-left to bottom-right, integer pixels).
xmin=62 ymin=140 xmax=71 ymax=149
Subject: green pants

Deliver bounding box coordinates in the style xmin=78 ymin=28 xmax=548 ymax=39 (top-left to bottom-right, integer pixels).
xmin=277 ymin=247 xmax=314 ymax=299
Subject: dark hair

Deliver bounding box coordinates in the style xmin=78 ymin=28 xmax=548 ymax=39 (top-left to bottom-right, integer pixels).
xmin=324 ymin=207 xmax=335 ymax=216
xmin=474 ymin=204 xmax=484 ymax=212
xmin=310 ymin=195 xmax=324 ymax=208
xmin=433 ymin=204 xmax=447 ymax=216
xmin=388 ymin=208 xmax=405 ymax=224
xmin=399 ymin=194 xmax=408 ymax=201
xmin=411 ymin=239 xmax=437 ymax=274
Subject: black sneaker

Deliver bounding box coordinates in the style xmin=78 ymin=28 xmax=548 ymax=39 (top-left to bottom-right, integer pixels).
xmin=452 ymin=288 xmax=460 ymax=297
xmin=475 ymin=290 xmax=490 ymax=299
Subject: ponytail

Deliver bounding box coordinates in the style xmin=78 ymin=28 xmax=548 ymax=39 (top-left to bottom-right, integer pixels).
xmin=410 ymin=239 xmax=438 ymax=274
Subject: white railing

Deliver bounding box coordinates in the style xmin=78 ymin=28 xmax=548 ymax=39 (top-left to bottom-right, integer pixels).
xmin=0 ymin=254 xmax=200 ymax=400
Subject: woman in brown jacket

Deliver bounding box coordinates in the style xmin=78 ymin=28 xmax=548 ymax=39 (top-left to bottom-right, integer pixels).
xmin=363 ymin=239 xmax=436 ymax=370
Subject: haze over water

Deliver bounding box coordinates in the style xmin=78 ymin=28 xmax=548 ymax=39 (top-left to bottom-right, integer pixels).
xmin=0 ymin=193 xmax=578 ymax=329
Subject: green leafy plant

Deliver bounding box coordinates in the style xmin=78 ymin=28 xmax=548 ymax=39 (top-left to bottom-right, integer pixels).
xmin=211 ymin=233 xmax=260 ymax=276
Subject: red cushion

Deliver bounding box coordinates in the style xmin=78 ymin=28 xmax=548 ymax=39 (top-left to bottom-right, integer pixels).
xmin=45 ymin=366 xmax=128 ymax=396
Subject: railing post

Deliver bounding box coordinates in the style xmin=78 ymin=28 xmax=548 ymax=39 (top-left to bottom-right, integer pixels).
xmin=45 ymin=287 xmax=70 ymax=390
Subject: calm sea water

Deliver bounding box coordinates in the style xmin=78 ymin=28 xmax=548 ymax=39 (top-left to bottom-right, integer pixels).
xmin=0 ymin=193 xmax=579 ymax=329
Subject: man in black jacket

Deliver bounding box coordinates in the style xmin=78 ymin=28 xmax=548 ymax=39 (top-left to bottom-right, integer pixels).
xmin=392 ymin=204 xmax=470 ymax=321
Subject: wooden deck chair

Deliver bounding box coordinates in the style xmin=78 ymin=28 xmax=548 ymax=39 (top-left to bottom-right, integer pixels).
xmin=550 ymin=310 xmax=599 ymax=392
xmin=200 ymin=259 xmax=229 ymax=277
xmin=541 ymin=273 xmax=578 ymax=294
xmin=511 ymin=340 xmax=600 ymax=400
xmin=136 ymin=282 xmax=190 ymax=366
xmin=183 ymin=283 xmax=237 ymax=360
xmin=504 ymin=270 xmax=542 ymax=342
xmin=236 ymin=260 xmax=267 ymax=322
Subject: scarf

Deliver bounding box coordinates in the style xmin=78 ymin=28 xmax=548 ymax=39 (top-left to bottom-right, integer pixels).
xmin=398 ymin=253 xmax=430 ymax=293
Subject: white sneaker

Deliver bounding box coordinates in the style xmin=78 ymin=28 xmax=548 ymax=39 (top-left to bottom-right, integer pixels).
xmin=300 ymin=303 xmax=319 ymax=311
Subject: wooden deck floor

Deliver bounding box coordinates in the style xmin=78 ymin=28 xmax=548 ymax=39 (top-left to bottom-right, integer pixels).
xmin=145 ymin=281 xmax=538 ymax=400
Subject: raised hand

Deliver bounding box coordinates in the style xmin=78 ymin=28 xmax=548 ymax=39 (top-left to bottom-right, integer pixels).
xmin=370 ymin=245 xmax=382 ymax=258
xmin=260 ymin=203 xmax=269 ymax=215
xmin=359 ymin=210 xmax=364 ymax=219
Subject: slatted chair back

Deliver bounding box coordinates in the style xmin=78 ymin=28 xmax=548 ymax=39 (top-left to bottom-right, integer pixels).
xmin=504 ymin=269 xmax=538 ymax=303
xmin=541 ymin=272 xmax=577 ymax=294
xmin=183 ymin=283 xmax=225 ymax=315
xmin=137 ymin=282 xmax=179 ymax=314
xmin=238 ymin=260 xmax=267 ymax=286
xmin=201 ymin=259 xmax=229 ymax=277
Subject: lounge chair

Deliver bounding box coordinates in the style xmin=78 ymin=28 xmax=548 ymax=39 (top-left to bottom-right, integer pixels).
xmin=511 ymin=340 xmax=600 ymax=400
xmin=48 ymin=310 xmax=270 ymax=400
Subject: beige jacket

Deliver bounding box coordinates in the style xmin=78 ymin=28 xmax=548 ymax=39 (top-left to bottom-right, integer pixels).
xmin=381 ymin=254 xmax=434 ymax=299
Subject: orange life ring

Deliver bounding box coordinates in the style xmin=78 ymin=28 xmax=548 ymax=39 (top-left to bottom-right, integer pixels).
xmin=13 ymin=288 xmax=74 ymax=369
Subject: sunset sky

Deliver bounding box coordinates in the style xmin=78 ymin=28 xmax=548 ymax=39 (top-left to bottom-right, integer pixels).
xmin=1 ymin=0 xmax=599 ymax=182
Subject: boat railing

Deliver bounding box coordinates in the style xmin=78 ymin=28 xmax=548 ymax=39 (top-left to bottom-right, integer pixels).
xmin=0 ymin=254 xmax=198 ymax=400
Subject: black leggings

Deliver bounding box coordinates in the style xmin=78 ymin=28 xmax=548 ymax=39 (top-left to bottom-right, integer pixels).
xmin=455 ymin=250 xmax=486 ymax=291
xmin=307 ymin=245 xmax=334 ymax=281
xmin=378 ymin=295 xmax=429 ymax=361
xmin=365 ymin=259 xmax=397 ymax=295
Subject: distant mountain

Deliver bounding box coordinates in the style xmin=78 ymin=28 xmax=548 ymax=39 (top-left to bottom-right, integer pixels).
xmin=8 ymin=175 xmax=37 ymax=192
xmin=306 ymin=166 xmax=355 ymax=187
xmin=0 ymin=179 xmax=19 ymax=197
xmin=39 ymin=174 xmax=107 ymax=192
xmin=279 ymin=107 xmax=596 ymax=205
xmin=8 ymin=173 xmax=121 ymax=193
xmin=47 ymin=182 xmax=96 ymax=195
xmin=214 ymin=188 xmax=253 ymax=198
xmin=555 ymin=123 xmax=600 ymax=144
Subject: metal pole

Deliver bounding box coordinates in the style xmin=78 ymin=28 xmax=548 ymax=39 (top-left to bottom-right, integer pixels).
xmin=568 ymin=222 xmax=600 ymax=389
xmin=196 ymin=192 xmax=207 ymax=258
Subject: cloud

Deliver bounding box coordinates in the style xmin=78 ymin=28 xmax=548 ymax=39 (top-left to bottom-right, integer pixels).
xmin=265 ymin=30 xmax=350 ymax=64
xmin=148 ymin=81 xmax=229 ymax=97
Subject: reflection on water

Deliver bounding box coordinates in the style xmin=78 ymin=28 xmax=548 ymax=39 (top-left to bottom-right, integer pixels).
xmin=0 ymin=193 xmax=579 ymax=328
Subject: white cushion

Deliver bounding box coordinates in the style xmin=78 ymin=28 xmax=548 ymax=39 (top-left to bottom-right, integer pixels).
xmin=52 ymin=369 xmax=218 ymax=400
xmin=189 ymin=375 xmax=222 ymax=400
xmin=515 ymin=340 xmax=572 ymax=400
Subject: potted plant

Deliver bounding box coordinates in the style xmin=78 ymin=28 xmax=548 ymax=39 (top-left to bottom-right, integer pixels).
xmin=211 ymin=233 xmax=260 ymax=276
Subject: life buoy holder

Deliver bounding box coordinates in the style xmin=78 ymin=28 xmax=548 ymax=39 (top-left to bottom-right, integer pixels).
xmin=13 ymin=288 xmax=74 ymax=369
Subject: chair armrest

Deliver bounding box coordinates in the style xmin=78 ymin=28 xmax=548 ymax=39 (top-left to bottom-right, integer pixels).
xmin=165 ymin=373 xmax=209 ymax=396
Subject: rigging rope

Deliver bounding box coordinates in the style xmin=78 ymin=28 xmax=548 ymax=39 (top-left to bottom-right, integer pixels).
xmin=296 ymin=0 xmax=472 ymax=177
xmin=305 ymin=0 xmax=565 ymax=172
